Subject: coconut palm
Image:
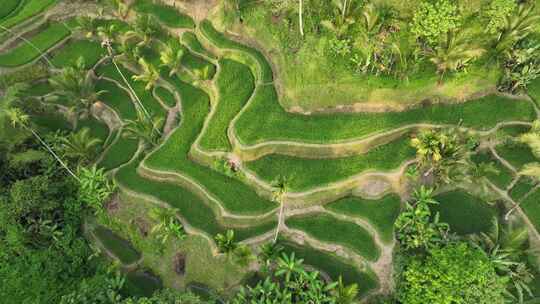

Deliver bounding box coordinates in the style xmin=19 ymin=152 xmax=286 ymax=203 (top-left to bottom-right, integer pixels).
xmin=132 ymin=58 xmax=159 ymax=91
xmin=334 ymin=276 xmax=359 ymax=304
xmin=464 ymin=161 xmax=499 ymax=197
xmin=275 ymin=252 xmax=306 ymax=282
xmin=112 ymin=0 xmax=131 ymax=20
xmin=60 ymin=127 xmax=102 ymax=165
xmin=149 ymin=207 xmax=186 ymax=244
xmin=126 ymin=14 xmax=161 ymax=47
xmin=215 ymin=229 xmax=238 ymax=255
xmin=97 ymin=24 xmax=119 ymax=47
xmin=233 ymin=245 xmax=254 ymax=266
xmin=78 ymin=166 xmax=115 ymax=213
xmin=271 ymin=176 xmax=288 ymax=244
xmin=469 ymin=218 xmax=534 ymax=303
xmin=160 ymin=39 xmax=186 ymax=77
xmin=427 ymin=31 xmax=485 ymax=82
xmin=49 ymin=57 xmax=106 ymax=127
xmin=76 ymin=16 xmax=97 ymax=38
xmin=2 ymin=106 xmax=79 ymax=180
xmin=122 ymin=111 xmax=163 ymax=148
xmin=495 ymin=2 xmax=540 ymax=55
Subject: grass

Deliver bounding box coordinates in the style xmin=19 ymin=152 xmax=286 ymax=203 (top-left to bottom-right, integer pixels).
xmin=123 ymin=271 xmax=162 ymax=298
xmin=182 ymin=32 xmax=216 ymax=59
xmin=76 ymin=118 xmax=109 ymax=144
xmin=143 ymin=76 xmax=277 ymax=215
xmin=93 ymin=225 xmax=141 ymax=265
xmin=239 ymin=6 xmax=500 ymax=111
xmin=32 ymin=112 xmax=71 ymax=133
xmin=235 ymin=85 xmax=535 ymax=144
xmin=22 ymin=81 xmax=52 ymax=97
xmin=116 ymin=158 xmax=276 ymax=240
xmin=0 ymin=0 xmax=21 ymax=20
xmin=0 ymin=0 xmax=56 ymax=28
xmin=97 ymin=64 xmax=167 ymax=119
xmin=325 ymin=194 xmax=402 ymax=243
xmin=99 ymin=135 xmax=139 ymax=171
xmin=96 ymin=79 xmax=138 ymax=121
xmin=0 ymin=23 xmax=70 ymax=67
xmin=520 ymin=188 xmax=540 ymax=232
xmin=200 ymin=20 xmax=273 ymax=83
xmin=279 ymin=241 xmax=378 ymax=295
xmin=51 ymin=39 xmax=105 ymax=68
xmin=286 ymin=213 xmax=380 ymax=261
xmin=433 ymin=190 xmax=497 ymax=235
xmin=199 ymin=59 xmax=255 ymax=151
xmin=496 ymin=142 xmax=537 ymax=171
xmin=132 ymin=0 xmax=194 ymax=29
xmin=245 ymin=136 xmax=415 ymax=191
xmin=471 ymin=151 xmax=515 ymax=189
xmin=181 ymin=52 xmax=216 ymax=79
xmin=154 ymin=86 xmax=176 ymax=107
xmin=528 ymin=78 xmax=540 ymax=106
xmin=106 ymin=193 xmax=248 ymax=294
xmin=509 ymin=176 xmax=536 ymax=201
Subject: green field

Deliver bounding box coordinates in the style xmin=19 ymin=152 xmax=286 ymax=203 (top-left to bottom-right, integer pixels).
xmin=0 ymin=23 xmax=70 ymax=67
xmin=0 ymin=0 xmax=56 ymax=28
xmin=93 ymin=226 xmax=141 ymax=265
xmin=245 ymin=136 xmax=415 ymax=191
xmin=132 ymin=0 xmax=194 ymax=29
xmin=496 ymin=143 xmax=537 ymax=171
xmin=51 ymin=39 xmax=105 ymax=68
xmin=99 ymin=135 xmax=139 ymax=171
xmin=286 ymin=213 xmax=380 ymax=261
xmin=142 ymin=76 xmax=277 ymax=215
xmin=199 ymin=59 xmax=255 ymax=151
xmin=520 ymin=188 xmax=540 ymax=232
xmin=433 ymin=190 xmax=497 ymax=235
xmin=280 ymin=241 xmax=378 ymax=295
xmin=471 ymin=151 xmax=515 ymax=189
xmin=325 ymin=194 xmax=402 ymax=243
xmin=235 ymin=86 xmax=535 ymax=144
xmin=0 ymin=0 xmax=21 ymax=20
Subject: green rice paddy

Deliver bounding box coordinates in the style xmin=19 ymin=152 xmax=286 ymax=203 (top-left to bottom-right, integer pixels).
xmin=0 ymin=22 xmax=70 ymax=67
xmin=433 ymin=190 xmax=497 ymax=235
xmin=325 ymin=194 xmax=402 ymax=243
xmin=286 ymin=213 xmax=380 ymax=261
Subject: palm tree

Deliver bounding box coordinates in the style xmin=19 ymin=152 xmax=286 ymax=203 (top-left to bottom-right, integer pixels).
xmin=149 ymin=207 xmax=186 ymax=244
xmin=122 ymin=111 xmax=163 ymax=148
xmin=3 ymin=107 xmax=79 ymax=180
xmin=76 ymin=16 xmax=97 ymax=38
xmin=469 ymin=218 xmax=533 ymax=303
xmin=464 ymin=161 xmax=499 ymax=197
xmin=214 ymin=229 xmax=238 ymax=255
xmin=160 ymin=39 xmax=186 ymax=77
xmin=132 ymin=58 xmax=159 ymax=91
xmin=275 ymin=252 xmax=306 ymax=282
xmin=427 ymin=31 xmax=485 ymax=82
xmin=49 ymin=57 xmax=106 ymax=127
xmin=112 ymin=0 xmax=131 ymax=20
xmin=78 ymin=166 xmax=115 ymax=213
xmin=98 ymin=25 xmax=152 ymax=124
xmin=126 ymin=14 xmax=161 ymax=47
xmin=233 ymin=245 xmax=254 ymax=266
xmin=298 ymin=0 xmax=304 ymax=37
xmin=334 ymin=276 xmax=359 ymax=304
xmin=60 ymin=127 xmax=102 ymax=165
xmin=271 ymin=176 xmax=288 ymax=244
xmin=495 ymin=2 xmax=540 ymax=55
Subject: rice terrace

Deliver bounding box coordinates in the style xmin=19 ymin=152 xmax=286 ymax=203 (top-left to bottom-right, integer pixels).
xmin=1 ymin=0 xmax=540 ymax=303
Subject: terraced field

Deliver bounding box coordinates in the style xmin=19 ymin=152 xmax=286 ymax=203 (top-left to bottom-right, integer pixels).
xmin=3 ymin=3 xmax=539 ymax=300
